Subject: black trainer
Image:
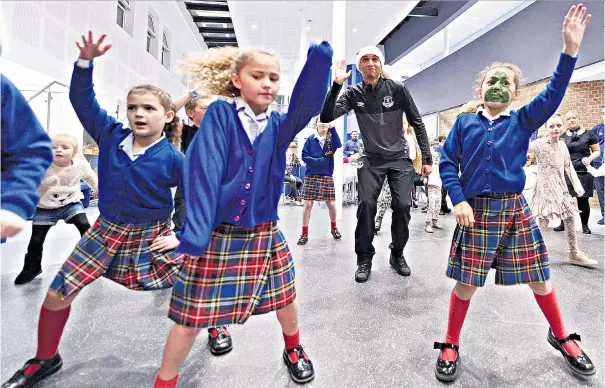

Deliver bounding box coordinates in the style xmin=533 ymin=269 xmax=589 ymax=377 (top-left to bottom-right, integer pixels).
xmin=389 ymin=251 xmax=411 ymax=276
xmin=208 ymin=327 xmax=233 ymax=355
xmin=2 ymin=353 xmax=63 ymax=388
xmin=297 ymin=234 xmax=308 ymax=245
xmin=547 ymin=329 xmax=595 ymax=377
xmin=433 ymin=342 xmax=460 ymax=382
xmin=355 ymin=263 xmax=372 ymax=283
xmin=283 ymin=345 xmax=314 ymax=383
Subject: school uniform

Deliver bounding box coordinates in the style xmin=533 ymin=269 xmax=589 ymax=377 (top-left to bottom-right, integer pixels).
xmin=50 ymin=59 xmax=185 ymax=299
xmin=300 ymin=127 xmax=342 ymax=201
xmin=168 ymin=42 xmax=333 ymax=331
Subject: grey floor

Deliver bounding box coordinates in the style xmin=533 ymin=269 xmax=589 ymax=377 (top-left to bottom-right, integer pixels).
xmin=1 ymin=204 xmax=604 ymax=388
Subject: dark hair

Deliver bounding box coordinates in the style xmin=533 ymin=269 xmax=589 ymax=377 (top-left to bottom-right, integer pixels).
xmin=438 ymin=134 xmax=447 ymax=142
xmin=128 ymin=85 xmax=177 ymax=138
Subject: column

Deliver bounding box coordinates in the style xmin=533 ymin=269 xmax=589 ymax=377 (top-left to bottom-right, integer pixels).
xmin=443 ymin=25 xmax=451 ymax=56
xmin=331 ymin=0 xmax=346 ymax=221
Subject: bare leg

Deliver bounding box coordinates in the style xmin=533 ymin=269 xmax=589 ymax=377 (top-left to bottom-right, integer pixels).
xmin=326 ymin=200 xmax=337 ymax=223
xmin=302 ymin=201 xmax=313 ymax=227
xmin=157 ymin=325 xmax=203 ymax=380
xmin=276 ymin=299 xmax=299 ymax=336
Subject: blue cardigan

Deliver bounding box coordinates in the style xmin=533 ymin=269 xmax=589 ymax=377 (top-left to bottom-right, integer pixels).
xmin=69 ymin=62 xmax=184 ymax=226
xmin=302 ymin=127 xmax=342 ymax=176
xmin=1 ymin=76 xmax=54 ymax=220
xmin=440 ymin=53 xmax=577 ymax=206
xmin=178 ymin=41 xmax=333 ymax=255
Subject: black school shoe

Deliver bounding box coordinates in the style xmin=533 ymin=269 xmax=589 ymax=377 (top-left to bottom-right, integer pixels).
xmin=547 ymin=329 xmax=595 ymax=377
xmin=355 ymin=263 xmax=372 ymax=283
xmin=208 ymin=327 xmax=233 ymax=355
xmin=331 ymin=228 xmax=342 ymax=239
xmin=297 ymin=234 xmax=308 ymax=245
xmin=283 ymin=345 xmax=315 ymax=383
xmin=433 ymin=342 xmax=460 ymax=382
xmin=389 ymin=251 xmax=411 ymax=276
xmin=2 ymin=353 xmax=63 ymax=388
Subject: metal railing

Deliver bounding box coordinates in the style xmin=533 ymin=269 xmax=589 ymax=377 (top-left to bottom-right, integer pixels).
xmin=26 ymin=80 xmax=69 ymax=132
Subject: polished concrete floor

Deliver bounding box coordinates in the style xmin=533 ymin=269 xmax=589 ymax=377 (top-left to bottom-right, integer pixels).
xmin=1 ymin=203 xmax=603 ymax=388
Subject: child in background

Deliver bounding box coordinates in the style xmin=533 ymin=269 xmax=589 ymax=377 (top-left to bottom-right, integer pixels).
xmin=523 ymin=151 xmax=537 ymax=205
xmin=154 ymin=41 xmax=333 ymax=387
xmin=1 ymin=75 xmax=53 ymax=240
xmin=424 ymin=148 xmax=443 ymax=233
xmin=435 ymin=5 xmax=594 ymax=382
xmin=14 ymin=134 xmax=99 ymax=285
xmin=2 ymin=31 xmax=191 ymax=388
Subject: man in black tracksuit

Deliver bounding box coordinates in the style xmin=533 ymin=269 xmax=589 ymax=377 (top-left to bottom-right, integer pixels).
xmin=320 ymin=46 xmax=432 ymax=283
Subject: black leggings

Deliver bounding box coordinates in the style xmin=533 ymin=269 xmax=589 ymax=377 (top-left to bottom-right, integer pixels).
xmin=26 ymin=213 xmax=91 ymax=258
xmin=577 ymin=197 xmax=590 ymax=226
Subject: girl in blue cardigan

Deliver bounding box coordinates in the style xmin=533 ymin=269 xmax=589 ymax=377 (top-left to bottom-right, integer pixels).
xmin=434 ymin=5 xmax=594 ymax=382
xmin=2 ymin=32 xmax=194 ymax=388
xmin=154 ymin=42 xmax=333 ymax=387
xmin=297 ymin=117 xmax=343 ymax=245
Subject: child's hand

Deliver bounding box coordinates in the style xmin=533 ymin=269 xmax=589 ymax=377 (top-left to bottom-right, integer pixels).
xmin=76 ymin=31 xmax=112 ymax=60
xmin=150 ymin=233 xmax=179 ymax=253
xmin=454 ymin=201 xmax=475 ymax=227
xmin=562 ymin=4 xmax=591 ymax=57
xmin=0 ymin=210 xmax=26 ymax=238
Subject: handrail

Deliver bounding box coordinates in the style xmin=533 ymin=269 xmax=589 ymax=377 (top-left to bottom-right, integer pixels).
xmin=26 ymin=80 xmax=68 ymax=102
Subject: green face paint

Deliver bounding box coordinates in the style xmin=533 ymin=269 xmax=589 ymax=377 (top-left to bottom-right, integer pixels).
xmin=484 ymin=71 xmax=512 ymax=103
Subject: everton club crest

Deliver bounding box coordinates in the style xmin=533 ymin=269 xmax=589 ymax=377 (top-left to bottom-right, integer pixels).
xmin=382 ymin=96 xmax=394 ymax=108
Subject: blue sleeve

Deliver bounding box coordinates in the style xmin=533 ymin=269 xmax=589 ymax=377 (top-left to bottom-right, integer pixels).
xmin=302 ymin=137 xmax=327 ymax=166
xmin=331 ymin=127 xmax=342 ymax=150
xmin=278 ymin=42 xmax=333 ymax=147
xmin=343 ymin=141 xmax=352 ymax=155
xmin=439 ymin=117 xmax=466 ymax=206
xmin=173 ymin=150 xmax=185 ymax=240
xmin=176 ymin=102 xmax=229 ymax=256
xmin=517 ymin=53 xmax=577 ymax=132
xmin=69 ymin=61 xmax=121 ymax=144
xmin=1 ymin=76 xmax=53 ymax=220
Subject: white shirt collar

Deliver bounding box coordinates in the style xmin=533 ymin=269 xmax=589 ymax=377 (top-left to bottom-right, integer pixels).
xmin=119 ymin=132 xmax=165 ymax=161
xmin=477 ymin=106 xmax=511 ymax=121
xmin=235 ymin=97 xmax=271 ymax=121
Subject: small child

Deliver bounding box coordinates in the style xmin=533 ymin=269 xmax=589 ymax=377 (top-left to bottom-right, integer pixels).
xmin=424 ymin=148 xmax=443 ymax=233
xmin=2 ymin=31 xmax=189 ymax=388
xmin=154 ymin=41 xmax=333 ymax=387
xmin=522 ymin=151 xmax=537 ymax=205
xmin=1 ymin=75 xmax=54 ymax=240
xmin=434 ymin=4 xmax=594 ymax=382
xmin=297 ymin=117 xmax=343 ymax=245
xmin=14 ymin=134 xmax=99 ymax=285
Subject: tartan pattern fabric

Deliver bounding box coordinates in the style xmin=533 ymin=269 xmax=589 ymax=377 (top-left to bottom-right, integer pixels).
xmin=446 ymin=193 xmax=550 ymax=287
xmin=168 ymin=222 xmax=296 ymax=328
xmin=49 ymin=216 xmax=183 ymax=298
xmin=300 ymin=175 xmax=335 ymax=201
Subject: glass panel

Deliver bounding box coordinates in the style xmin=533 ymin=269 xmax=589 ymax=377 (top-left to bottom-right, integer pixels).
xmin=148 ymin=14 xmax=155 ymax=33
xmin=116 ymin=5 xmax=125 ymax=27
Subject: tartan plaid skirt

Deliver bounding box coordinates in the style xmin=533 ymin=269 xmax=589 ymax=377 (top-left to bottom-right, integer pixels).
xmin=301 ymin=175 xmax=335 ymax=201
xmin=446 ymin=193 xmax=550 ymax=287
xmin=49 ymin=216 xmax=184 ymax=299
xmin=168 ymin=221 xmax=296 ymax=328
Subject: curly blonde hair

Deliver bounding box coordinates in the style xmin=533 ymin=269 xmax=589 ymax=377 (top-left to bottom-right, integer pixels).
xmin=459 ymin=62 xmax=523 ymax=115
xmin=178 ymin=47 xmax=278 ymax=97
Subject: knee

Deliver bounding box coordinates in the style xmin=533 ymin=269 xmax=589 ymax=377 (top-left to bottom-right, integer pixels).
xmin=528 ymin=280 xmax=552 ymax=295
xmin=174 ymin=324 xmax=203 ymax=338
xmin=454 ymin=282 xmax=477 ymax=300
xmin=392 ymin=197 xmax=410 ymax=213
xmin=43 ymin=290 xmax=75 ymax=310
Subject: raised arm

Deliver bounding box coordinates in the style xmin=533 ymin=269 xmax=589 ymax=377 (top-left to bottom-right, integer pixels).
xmin=320 ymin=60 xmax=353 ymax=123
xmin=278 ymin=42 xmax=333 ymax=147
xmin=1 ymin=76 xmax=53 ymax=221
xmin=177 ymin=102 xmax=229 ymax=256
xmin=70 ymin=32 xmax=120 ymax=144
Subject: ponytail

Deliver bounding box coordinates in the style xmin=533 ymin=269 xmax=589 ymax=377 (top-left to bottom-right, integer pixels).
xmin=164 ymin=104 xmax=182 ymax=149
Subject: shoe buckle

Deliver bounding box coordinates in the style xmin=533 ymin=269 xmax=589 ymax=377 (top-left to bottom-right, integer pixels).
xmin=558 ymin=333 xmax=581 ymax=344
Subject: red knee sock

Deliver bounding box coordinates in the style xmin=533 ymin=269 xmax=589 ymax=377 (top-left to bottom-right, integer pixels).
xmin=442 ymin=290 xmax=471 ymax=362
xmin=302 ymin=226 xmax=308 ymax=235
xmin=283 ymin=330 xmax=308 ymax=363
xmin=24 ymin=305 xmax=71 ymax=376
xmin=534 ymin=290 xmax=581 ymax=357
xmin=331 ymin=222 xmax=336 ymax=229
xmin=154 ymin=374 xmax=179 ymax=388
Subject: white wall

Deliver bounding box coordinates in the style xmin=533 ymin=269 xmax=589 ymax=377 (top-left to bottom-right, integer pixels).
xmin=0 ymin=0 xmax=205 ymax=147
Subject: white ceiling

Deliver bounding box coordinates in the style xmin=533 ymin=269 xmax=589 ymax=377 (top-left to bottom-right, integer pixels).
xmin=227 ymin=0 xmax=418 ymax=92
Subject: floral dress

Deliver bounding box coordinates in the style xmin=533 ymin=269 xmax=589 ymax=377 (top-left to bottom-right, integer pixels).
xmin=529 ymin=138 xmax=583 ymax=220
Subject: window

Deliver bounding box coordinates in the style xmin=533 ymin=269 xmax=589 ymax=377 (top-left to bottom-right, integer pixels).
xmin=161 ymin=30 xmax=170 ymax=69
xmin=146 ymin=12 xmax=157 ymax=57
xmin=116 ymin=0 xmax=134 ymax=36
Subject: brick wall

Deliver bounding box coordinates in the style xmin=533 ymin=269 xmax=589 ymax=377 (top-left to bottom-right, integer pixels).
xmin=438 ymin=79 xmax=604 ymax=135
xmin=437 ymin=78 xmax=604 ymax=208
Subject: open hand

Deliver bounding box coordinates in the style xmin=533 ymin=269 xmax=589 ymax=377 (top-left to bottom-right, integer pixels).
xmin=454 ymin=201 xmax=475 ymax=228
xmin=0 ymin=210 xmax=26 ymax=238
xmin=334 ymin=60 xmax=352 ymax=85
xmin=562 ymin=4 xmax=591 ymax=57
xmin=150 ymin=233 xmax=179 ymax=253
xmin=76 ymin=31 xmax=112 ymax=60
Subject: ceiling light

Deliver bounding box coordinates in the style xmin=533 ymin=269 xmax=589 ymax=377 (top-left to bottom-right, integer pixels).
xmin=225 ymin=34 xmax=230 ymax=38
xmin=251 ymin=24 xmax=258 ymax=29
xmin=352 ymin=28 xmax=358 ymax=33
xmin=202 ymin=23 xmax=207 ymax=27
xmin=306 ymin=26 xmax=311 ymax=30
xmin=223 ymin=23 xmax=228 ymax=28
